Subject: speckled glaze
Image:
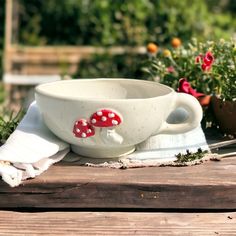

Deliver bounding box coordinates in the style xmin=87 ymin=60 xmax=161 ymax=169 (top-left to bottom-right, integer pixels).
xmin=35 ymin=79 xmax=202 ymax=158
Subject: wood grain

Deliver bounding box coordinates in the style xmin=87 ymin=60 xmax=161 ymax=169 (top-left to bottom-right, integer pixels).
xmin=5 ymin=46 xmax=145 ymax=74
xmin=0 ymin=157 xmax=236 ymax=209
xmin=0 ymin=211 xmax=235 ymax=235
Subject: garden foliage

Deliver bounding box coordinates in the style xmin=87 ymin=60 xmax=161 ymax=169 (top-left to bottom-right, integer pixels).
xmin=1 ymin=0 xmax=236 ymax=79
xmin=142 ymin=39 xmax=236 ymax=101
xmin=17 ymin=0 xmax=236 ymax=46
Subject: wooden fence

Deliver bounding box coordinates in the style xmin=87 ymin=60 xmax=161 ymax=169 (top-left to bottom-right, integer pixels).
xmin=4 ymin=0 xmax=145 ymax=78
xmin=5 ymin=45 xmax=145 ymax=76
xmin=3 ymin=0 xmax=146 ymax=111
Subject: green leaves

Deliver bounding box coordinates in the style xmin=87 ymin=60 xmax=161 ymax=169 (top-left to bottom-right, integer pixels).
xmin=0 ymin=110 xmax=25 ymax=144
xmin=75 ymin=53 xmax=146 ymax=79
xmin=142 ymin=39 xmax=236 ymax=101
xmin=175 ymin=148 xmax=208 ymax=163
xmin=16 ymin=0 xmax=236 ymax=46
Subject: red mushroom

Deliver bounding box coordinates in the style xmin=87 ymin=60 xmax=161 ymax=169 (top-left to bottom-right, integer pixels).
xmin=73 ymin=119 xmax=95 ymax=138
xmin=90 ymin=109 xmax=122 ymax=127
xmin=90 ymin=109 xmax=123 ymax=144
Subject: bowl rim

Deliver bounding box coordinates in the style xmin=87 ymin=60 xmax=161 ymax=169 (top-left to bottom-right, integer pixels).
xmin=35 ymin=78 xmax=174 ymax=102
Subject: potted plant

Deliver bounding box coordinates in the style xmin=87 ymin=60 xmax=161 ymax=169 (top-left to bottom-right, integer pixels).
xmin=142 ymin=38 xmax=236 ymax=136
xmin=209 ymin=40 xmax=236 ymax=136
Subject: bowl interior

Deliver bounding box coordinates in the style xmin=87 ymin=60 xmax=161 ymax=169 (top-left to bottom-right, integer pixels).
xmin=36 ymin=79 xmax=172 ymax=100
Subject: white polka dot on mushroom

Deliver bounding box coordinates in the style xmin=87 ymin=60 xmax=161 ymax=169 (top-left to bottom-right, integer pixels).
xmin=112 ymin=120 xmax=118 ymax=125
xmin=87 ymin=129 xmax=92 ymax=133
xmin=108 ymin=113 xmax=115 ymax=118
xmin=101 ymin=116 xmax=107 ymax=121
xmin=76 ymin=128 xmax=80 ymax=133
xmin=81 ymin=133 xmax=87 ymax=138
xmin=97 ymin=111 xmax=103 ymax=116
xmin=91 ymin=119 xmax=96 ymax=124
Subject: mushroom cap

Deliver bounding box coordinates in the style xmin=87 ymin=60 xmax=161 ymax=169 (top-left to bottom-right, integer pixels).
xmin=73 ymin=119 xmax=95 ymax=138
xmin=90 ymin=109 xmax=122 ymax=128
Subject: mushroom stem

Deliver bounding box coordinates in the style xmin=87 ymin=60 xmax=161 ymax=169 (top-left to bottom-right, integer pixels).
xmin=100 ymin=128 xmax=123 ymax=145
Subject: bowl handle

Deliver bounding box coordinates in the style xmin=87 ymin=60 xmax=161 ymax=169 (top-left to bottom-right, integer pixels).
xmin=153 ymin=93 xmax=203 ymax=135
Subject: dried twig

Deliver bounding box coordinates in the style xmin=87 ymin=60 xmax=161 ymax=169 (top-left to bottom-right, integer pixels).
xmin=218 ymin=152 xmax=236 ymax=158
xmin=209 ymin=139 xmax=236 ymax=150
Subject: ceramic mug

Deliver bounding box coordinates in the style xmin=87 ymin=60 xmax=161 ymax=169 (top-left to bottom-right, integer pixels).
xmin=35 ymin=78 xmax=202 ymax=158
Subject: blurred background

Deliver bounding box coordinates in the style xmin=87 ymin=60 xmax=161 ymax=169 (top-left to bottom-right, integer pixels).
xmin=0 ymin=0 xmax=235 ymax=117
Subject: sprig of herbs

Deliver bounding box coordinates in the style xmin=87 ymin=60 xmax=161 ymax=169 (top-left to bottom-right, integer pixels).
xmin=0 ymin=109 xmax=25 ymax=144
xmin=175 ymin=148 xmax=208 ymax=163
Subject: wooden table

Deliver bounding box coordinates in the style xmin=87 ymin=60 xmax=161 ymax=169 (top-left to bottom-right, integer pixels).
xmin=0 ymin=153 xmax=236 ymax=235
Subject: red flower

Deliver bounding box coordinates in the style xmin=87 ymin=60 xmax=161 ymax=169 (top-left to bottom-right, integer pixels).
xmin=204 ymin=51 xmax=214 ymax=65
xmin=201 ymin=63 xmax=211 ymax=71
xmin=178 ymin=78 xmax=191 ymax=93
xmin=195 ymin=51 xmax=214 ymax=71
xmin=178 ymin=78 xmax=204 ymax=98
xmin=201 ymin=51 xmax=214 ymax=71
xmin=167 ymin=66 xmax=175 ymax=73
xmin=195 ymin=54 xmax=203 ymax=64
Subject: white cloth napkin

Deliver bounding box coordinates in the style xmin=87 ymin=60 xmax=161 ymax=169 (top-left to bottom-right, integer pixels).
xmin=0 ymin=103 xmax=208 ymax=187
xmin=0 ymin=102 xmax=70 ymax=187
xmin=131 ymin=107 xmax=209 ymax=161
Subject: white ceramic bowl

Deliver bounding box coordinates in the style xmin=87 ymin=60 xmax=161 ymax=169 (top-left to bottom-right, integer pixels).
xmin=35 ymin=78 xmax=202 ymax=158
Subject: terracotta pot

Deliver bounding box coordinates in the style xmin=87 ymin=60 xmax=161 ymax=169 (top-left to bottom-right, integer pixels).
xmin=211 ymin=96 xmax=236 ymax=136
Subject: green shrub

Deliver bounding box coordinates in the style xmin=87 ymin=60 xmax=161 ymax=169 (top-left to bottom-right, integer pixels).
xmin=18 ymin=0 xmax=152 ymax=46
xmin=74 ymin=53 xmax=147 ymax=79
xmin=142 ymin=38 xmax=236 ymax=101
xmin=18 ymin=0 xmax=236 ymax=46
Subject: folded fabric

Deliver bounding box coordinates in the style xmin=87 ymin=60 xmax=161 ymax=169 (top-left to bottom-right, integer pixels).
xmin=0 ymin=102 xmax=70 ymax=187
xmin=0 ymin=103 xmax=209 ymax=187
xmin=131 ymin=108 xmax=208 ymax=159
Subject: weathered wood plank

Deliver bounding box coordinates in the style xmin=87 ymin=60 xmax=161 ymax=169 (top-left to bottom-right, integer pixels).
xmin=0 ymin=156 xmax=236 ymax=209
xmin=3 ymin=74 xmax=61 ymax=85
xmin=0 ymin=211 xmax=235 ymax=235
xmin=6 ymin=45 xmax=146 ymax=75
xmin=8 ymin=45 xmax=146 ymax=54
